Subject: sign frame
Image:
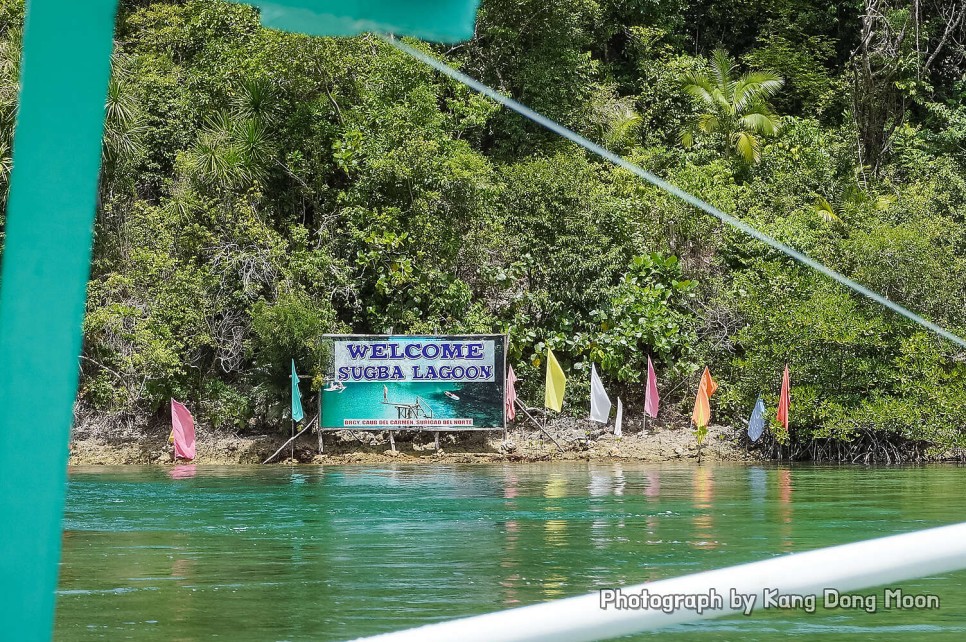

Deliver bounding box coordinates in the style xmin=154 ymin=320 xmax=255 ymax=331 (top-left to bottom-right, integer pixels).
xmin=319 ymin=334 xmax=507 ymax=432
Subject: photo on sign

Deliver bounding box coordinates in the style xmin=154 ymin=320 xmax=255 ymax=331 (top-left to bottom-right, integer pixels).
xmin=320 ymin=335 xmax=506 ymax=431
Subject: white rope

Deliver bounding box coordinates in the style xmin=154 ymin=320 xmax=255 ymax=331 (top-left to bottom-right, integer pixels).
xmin=381 ymin=34 xmax=966 ymax=350
xmin=350 ymin=521 xmax=966 ymax=642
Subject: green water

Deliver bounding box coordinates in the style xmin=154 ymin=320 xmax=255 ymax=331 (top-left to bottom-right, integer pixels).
xmin=56 ymin=463 xmax=966 ymax=641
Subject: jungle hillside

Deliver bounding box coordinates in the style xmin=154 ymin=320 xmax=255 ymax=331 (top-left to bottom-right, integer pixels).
xmin=2 ymin=0 xmax=966 ymax=459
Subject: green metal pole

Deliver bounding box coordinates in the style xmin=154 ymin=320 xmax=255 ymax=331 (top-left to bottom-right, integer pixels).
xmin=0 ymin=1 xmax=118 ymax=638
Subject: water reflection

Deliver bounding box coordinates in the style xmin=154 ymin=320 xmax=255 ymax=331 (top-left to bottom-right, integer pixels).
xmin=543 ymin=474 xmax=567 ymax=500
xmin=612 ymin=464 xmax=625 ymax=497
xmin=778 ymin=468 xmax=794 ymax=551
xmin=543 ymin=474 xmax=569 ymax=547
xmin=541 ymin=473 xmax=570 ymax=597
xmin=503 ymin=471 xmax=519 ymax=500
xmin=499 ymin=519 xmax=521 ymax=606
xmin=691 ymin=466 xmax=718 ymax=549
xmin=168 ymin=465 xmax=196 ymax=480
xmin=56 ymin=463 xmax=966 ymax=642
xmin=541 ymin=571 xmax=567 ymax=599
xmin=500 ymin=469 xmax=522 ymax=606
xmin=588 ymin=472 xmax=610 ymax=498
xmin=645 ymin=470 xmax=661 ymax=500
xmin=748 ymin=467 xmax=767 ymax=522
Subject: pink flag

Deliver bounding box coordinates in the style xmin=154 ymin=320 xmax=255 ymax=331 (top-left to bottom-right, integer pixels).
xmin=644 ymin=356 xmax=660 ymax=418
xmin=506 ymin=365 xmax=518 ymax=422
xmin=171 ymin=398 xmax=196 ymax=460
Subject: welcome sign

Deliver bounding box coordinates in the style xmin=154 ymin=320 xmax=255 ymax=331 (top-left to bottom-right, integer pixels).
xmin=322 ymin=335 xmax=506 ymax=431
xmin=334 ymin=338 xmax=497 ymax=382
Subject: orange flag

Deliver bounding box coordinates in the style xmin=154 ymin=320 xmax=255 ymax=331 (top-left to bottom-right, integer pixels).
xmin=777 ymin=364 xmax=790 ymax=432
xmin=691 ymin=367 xmax=718 ymax=428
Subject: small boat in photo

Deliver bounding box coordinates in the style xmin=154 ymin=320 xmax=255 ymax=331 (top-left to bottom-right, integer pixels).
xmin=325 ymin=381 xmax=346 ymax=392
xmin=444 ymin=390 xmax=460 ymax=400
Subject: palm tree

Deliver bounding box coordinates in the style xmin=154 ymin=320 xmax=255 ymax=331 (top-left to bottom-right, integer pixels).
xmin=102 ymin=71 xmax=147 ymax=172
xmin=681 ymin=50 xmax=784 ymax=164
xmin=588 ymin=94 xmax=643 ymax=152
xmin=182 ymin=76 xmax=278 ymax=193
xmin=183 ymin=111 xmax=275 ymax=192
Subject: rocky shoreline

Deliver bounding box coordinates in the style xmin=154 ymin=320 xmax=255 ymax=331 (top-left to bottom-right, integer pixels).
xmin=68 ymin=417 xmax=762 ymax=466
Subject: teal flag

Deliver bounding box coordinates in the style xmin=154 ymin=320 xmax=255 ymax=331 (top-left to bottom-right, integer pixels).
xmin=291 ymin=360 xmax=305 ymax=422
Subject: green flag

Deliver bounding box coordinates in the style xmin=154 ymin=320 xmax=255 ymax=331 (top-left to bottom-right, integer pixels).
xmin=291 ymin=360 xmax=304 ymax=422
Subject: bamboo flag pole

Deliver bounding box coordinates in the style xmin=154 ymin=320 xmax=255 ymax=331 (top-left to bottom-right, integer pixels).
xmin=514 ymin=399 xmax=563 ymax=453
xmin=263 ymin=413 xmax=318 ymax=464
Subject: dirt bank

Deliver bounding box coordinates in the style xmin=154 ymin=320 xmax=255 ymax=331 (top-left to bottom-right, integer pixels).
xmin=68 ymin=415 xmax=762 ymax=466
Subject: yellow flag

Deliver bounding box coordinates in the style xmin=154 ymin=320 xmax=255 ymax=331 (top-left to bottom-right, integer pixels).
xmin=545 ymin=349 xmax=566 ymax=411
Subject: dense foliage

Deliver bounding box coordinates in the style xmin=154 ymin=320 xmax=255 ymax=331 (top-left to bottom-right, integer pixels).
xmin=2 ymin=0 xmax=966 ymax=456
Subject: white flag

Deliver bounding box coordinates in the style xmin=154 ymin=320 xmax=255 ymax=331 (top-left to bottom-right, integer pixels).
xmin=615 ymin=398 xmax=623 ymax=437
xmin=590 ymin=363 xmax=612 ymax=423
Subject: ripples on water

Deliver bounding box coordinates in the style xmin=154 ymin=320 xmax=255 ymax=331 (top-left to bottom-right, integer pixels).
xmin=57 ymin=463 xmax=966 ymax=641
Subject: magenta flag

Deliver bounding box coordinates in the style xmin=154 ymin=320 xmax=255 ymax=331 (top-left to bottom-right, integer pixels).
xmin=171 ymin=398 xmax=196 ymax=460
xmin=506 ymin=365 xmax=518 ymax=422
xmin=644 ymin=356 xmax=660 ymax=418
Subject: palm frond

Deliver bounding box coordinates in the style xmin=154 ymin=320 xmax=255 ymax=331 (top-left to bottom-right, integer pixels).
xmin=733 ymin=72 xmax=784 ymax=112
xmin=233 ymin=76 xmax=278 ymax=126
xmin=681 ymin=48 xmax=783 ymax=164
xmin=188 ymin=132 xmax=237 ymax=188
xmin=732 ymin=131 xmax=760 ymax=163
xmin=233 ymin=118 xmax=273 ymax=179
xmin=682 ymin=72 xmax=717 ymax=108
xmin=710 ymin=49 xmax=736 ymax=95
xmin=102 ymin=71 xmax=147 ymax=168
xmin=739 ymin=111 xmax=780 ymax=136
xmin=203 ymin=111 xmax=234 ymax=137
xmin=697 ymin=113 xmax=720 ymax=135
xmin=681 ymin=127 xmax=696 ymax=148
xmin=105 ymin=77 xmax=139 ymax=132
xmin=602 ymin=105 xmax=642 ymax=149
xmin=0 ymin=138 xmax=11 ymax=184
xmin=814 ymin=196 xmax=844 ymax=226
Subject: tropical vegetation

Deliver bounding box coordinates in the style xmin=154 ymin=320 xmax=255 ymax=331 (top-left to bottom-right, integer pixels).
xmin=2 ymin=0 xmax=966 ymax=459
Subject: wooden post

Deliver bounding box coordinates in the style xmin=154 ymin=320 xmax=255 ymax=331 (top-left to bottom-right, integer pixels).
xmin=317 ymin=389 xmax=323 ymax=454
xmin=290 ymin=418 xmax=295 ymax=462
xmin=434 ymin=431 xmax=440 ymax=451
xmin=389 ymin=430 xmax=396 ymax=453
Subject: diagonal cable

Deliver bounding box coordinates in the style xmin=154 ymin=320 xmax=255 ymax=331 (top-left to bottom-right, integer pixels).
xmin=381 ymin=33 xmax=966 ymax=350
